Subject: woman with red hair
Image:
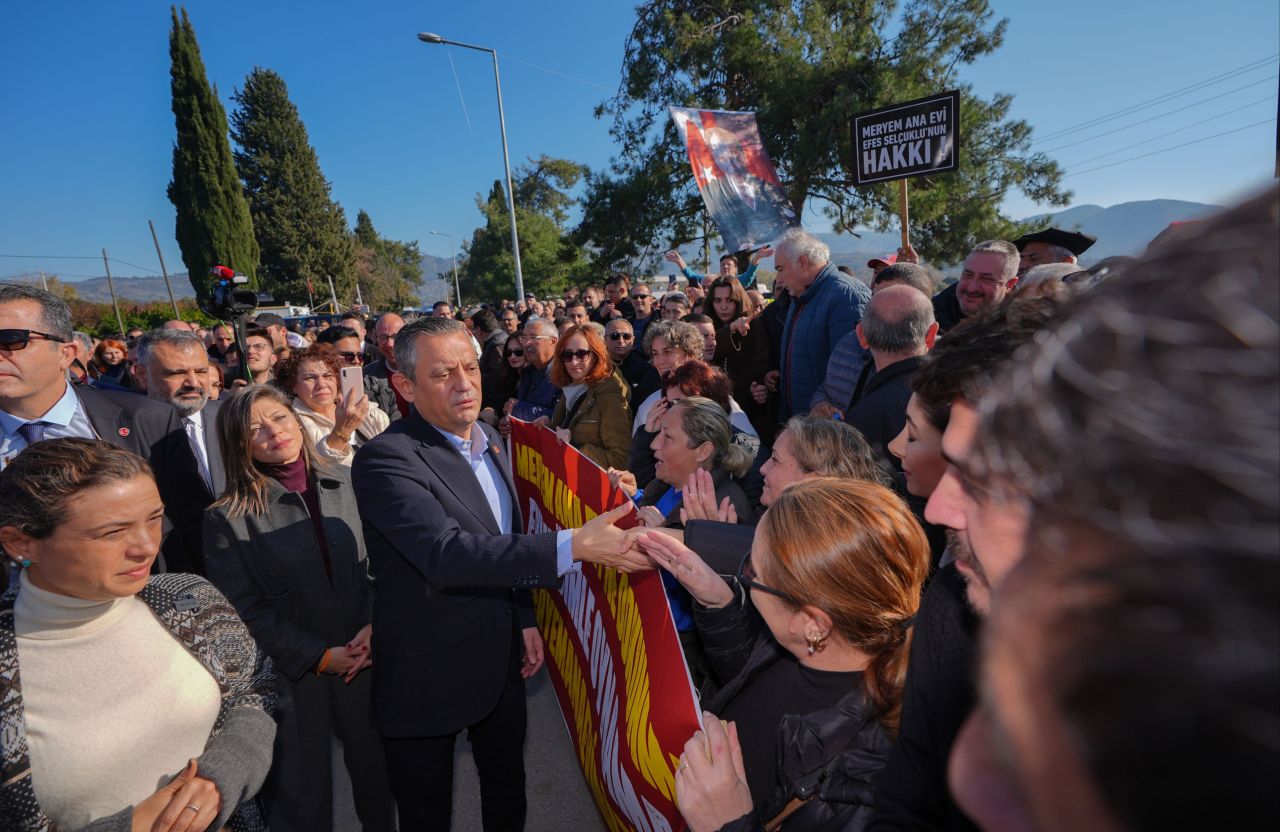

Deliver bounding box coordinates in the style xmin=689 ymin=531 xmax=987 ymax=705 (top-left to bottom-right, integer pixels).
xmin=543 ymin=324 xmax=632 ymax=469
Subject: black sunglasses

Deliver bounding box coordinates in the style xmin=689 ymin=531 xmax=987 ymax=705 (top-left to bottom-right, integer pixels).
xmin=508 ymin=348 xmax=524 ymax=357
xmin=607 ymin=332 xmax=634 ymax=341
xmin=735 ymin=550 xmax=798 ymax=605
xmin=0 ymin=329 xmax=67 ymax=351
xmin=337 ymin=351 xmax=365 ymax=364
xmin=560 ymin=349 xmax=592 ymax=362
xmin=631 ymin=293 xmax=652 ymax=300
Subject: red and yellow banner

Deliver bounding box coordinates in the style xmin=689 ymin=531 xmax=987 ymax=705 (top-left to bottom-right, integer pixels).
xmin=510 ymin=418 xmax=700 ymax=832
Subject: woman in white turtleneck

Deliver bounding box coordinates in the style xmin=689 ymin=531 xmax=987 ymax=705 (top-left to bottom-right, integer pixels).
xmin=0 ymin=438 xmax=275 ymax=832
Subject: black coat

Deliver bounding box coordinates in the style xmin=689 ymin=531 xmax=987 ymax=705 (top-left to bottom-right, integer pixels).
xmin=698 ymin=600 xmax=893 ymax=832
xmin=203 ymin=464 xmax=374 ymax=681
xmin=478 ymin=330 xmax=510 ymax=413
xmin=931 ymin=284 xmax=965 ymax=335
xmin=868 ymin=564 xmax=979 ymax=831
xmin=351 ymin=412 xmax=559 ymax=738
xmin=162 ymin=399 xmax=227 ymax=576
xmin=846 ymin=355 xmax=925 ymax=473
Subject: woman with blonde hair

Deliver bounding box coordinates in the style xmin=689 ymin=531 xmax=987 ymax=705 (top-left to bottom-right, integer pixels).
xmin=204 ymin=385 xmax=394 ymax=831
xmin=640 ymin=478 xmax=929 ymax=831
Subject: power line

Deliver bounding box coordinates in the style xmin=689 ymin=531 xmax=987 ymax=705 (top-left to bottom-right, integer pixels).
xmin=1034 ymin=54 xmax=1278 ymax=144
xmin=498 ymin=53 xmax=616 ymax=93
xmin=1041 ymin=76 xmax=1277 ymax=154
xmin=1065 ymin=96 xmax=1276 ymax=167
xmin=1066 ymin=118 xmax=1274 ymax=178
xmin=108 ymin=257 xmax=162 ymax=275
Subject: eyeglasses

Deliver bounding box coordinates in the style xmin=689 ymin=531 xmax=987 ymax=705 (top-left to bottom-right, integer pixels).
xmin=735 ymin=550 xmax=798 ymax=605
xmin=337 ymin=352 xmax=364 ymax=364
xmin=560 ymin=349 xmax=592 ymax=363
xmin=607 ymin=332 xmax=634 ymax=341
xmin=525 ymin=335 xmax=556 ymax=342
xmin=631 ymin=294 xmax=652 ymax=301
xmin=0 ymin=329 xmax=67 ymax=351
xmin=508 ymin=349 xmax=524 ymax=357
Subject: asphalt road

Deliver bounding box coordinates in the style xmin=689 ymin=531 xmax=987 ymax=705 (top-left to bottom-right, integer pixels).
xmin=332 ymin=672 xmax=606 ymax=831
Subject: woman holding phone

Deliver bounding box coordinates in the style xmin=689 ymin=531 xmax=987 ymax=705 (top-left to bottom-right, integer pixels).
xmin=277 ymin=344 xmax=388 ymax=466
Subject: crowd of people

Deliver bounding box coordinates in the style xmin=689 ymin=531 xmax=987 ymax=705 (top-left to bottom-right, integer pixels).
xmin=0 ymin=185 xmax=1275 ymax=832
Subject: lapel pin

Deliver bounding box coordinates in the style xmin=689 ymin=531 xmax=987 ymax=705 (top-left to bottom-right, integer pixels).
xmin=118 ymin=427 xmax=130 ymax=437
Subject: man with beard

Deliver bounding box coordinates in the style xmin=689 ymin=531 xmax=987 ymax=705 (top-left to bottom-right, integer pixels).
xmin=868 ymin=297 xmax=1058 ymax=832
xmin=931 ymin=241 xmax=1020 ymax=334
xmin=133 ymin=328 xmax=225 ymax=575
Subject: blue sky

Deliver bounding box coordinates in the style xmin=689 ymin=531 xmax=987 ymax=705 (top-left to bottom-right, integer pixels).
xmin=1 ymin=0 xmax=1276 ymax=281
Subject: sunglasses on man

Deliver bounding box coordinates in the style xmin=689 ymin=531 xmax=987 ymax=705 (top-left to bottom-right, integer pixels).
xmin=337 ymin=351 xmax=365 ymax=365
xmin=0 ymin=329 xmax=67 ymax=351
xmin=607 ymin=332 xmax=634 ymax=341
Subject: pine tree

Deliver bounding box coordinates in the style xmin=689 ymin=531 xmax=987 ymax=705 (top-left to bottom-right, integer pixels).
xmin=230 ymin=67 xmax=357 ymax=307
xmin=353 ymin=210 xmax=424 ymax=311
xmin=167 ymin=6 xmax=259 ymax=295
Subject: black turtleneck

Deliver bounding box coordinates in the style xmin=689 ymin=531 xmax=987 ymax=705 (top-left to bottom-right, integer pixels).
xmin=255 ymin=456 xmax=332 ymax=580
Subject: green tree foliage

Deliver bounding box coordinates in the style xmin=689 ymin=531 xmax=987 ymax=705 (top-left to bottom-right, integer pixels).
xmin=578 ymin=0 xmax=1070 ymax=268
xmin=353 ymin=210 xmax=423 ymax=311
xmin=230 ymin=67 xmax=358 ymax=307
xmin=463 ymin=156 xmax=590 ymax=302
xmin=167 ymin=6 xmax=260 ymax=295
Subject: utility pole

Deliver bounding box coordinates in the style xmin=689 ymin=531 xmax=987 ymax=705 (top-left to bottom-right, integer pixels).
xmin=326 ymin=275 xmax=341 ymax=312
xmin=38 ymin=270 xmax=48 ymax=292
xmin=101 ymin=249 xmax=125 ymax=337
xmin=148 ymin=220 xmax=181 ymax=319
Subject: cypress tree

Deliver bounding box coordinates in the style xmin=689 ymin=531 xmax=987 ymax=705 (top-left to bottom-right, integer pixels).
xmin=231 ymin=67 xmax=357 ymax=307
xmin=166 ymin=6 xmax=259 ymax=294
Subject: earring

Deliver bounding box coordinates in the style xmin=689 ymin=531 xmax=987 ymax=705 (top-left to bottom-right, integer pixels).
xmin=806 ymin=633 xmax=823 ymax=655
xmin=20 ymin=559 xmax=32 ymax=569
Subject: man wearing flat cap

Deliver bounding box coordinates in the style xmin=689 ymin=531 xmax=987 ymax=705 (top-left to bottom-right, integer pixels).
xmin=1013 ymin=227 xmax=1097 ymax=277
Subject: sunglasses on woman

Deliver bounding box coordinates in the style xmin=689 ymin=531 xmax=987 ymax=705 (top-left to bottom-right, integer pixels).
xmin=560 ymin=349 xmax=592 ymax=363
xmin=0 ymin=329 xmax=67 ymax=351
xmin=736 ymin=550 xmax=799 ymax=605
xmin=508 ymin=348 xmax=524 ymax=357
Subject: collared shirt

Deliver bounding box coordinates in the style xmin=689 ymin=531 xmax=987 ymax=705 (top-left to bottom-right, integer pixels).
xmin=430 ymin=422 xmax=577 ymax=576
xmin=183 ymin=413 xmax=214 ymax=492
xmin=0 ymin=382 xmax=97 ymax=470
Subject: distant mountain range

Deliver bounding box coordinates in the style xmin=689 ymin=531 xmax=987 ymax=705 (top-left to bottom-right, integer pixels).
xmin=5 ymin=199 xmax=1222 ymax=304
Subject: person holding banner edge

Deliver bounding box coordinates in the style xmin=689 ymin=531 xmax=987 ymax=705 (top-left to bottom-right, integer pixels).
xmin=350 ymin=316 xmax=650 ymax=832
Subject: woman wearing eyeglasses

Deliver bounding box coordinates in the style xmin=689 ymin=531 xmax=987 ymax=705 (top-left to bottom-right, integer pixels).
xmin=639 ymin=478 xmax=929 ymax=832
xmin=276 ymin=344 xmax=388 ymax=466
xmin=541 ymin=324 xmax=631 ymax=469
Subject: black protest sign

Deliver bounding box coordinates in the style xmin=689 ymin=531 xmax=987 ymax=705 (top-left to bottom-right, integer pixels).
xmin=851 ymin=90 xmax=961 ymax=185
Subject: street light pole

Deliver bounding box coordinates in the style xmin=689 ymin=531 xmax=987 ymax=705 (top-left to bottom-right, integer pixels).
xmin=430 ymin=230 xmax=462 ymax=307
xmin=418 ymin=32 xmax=525 ymax=303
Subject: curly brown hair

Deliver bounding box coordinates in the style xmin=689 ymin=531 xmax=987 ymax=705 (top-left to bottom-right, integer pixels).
xmin=274 ymin=344 xmax=344 ymax=396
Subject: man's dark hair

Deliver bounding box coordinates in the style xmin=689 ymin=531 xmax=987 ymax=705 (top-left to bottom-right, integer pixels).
xmin=564 ymin=299 xmax=587 ymax=314
xmin=469 ymin=308 xmax=499 ymax=334
xmin=975 ymin=185 xmax=1279 ymax=552
xmin=909 ymin=297 xmax=1058 ymax=432
xmin=242 ymin=325 xmax=271 ymax=343
xmin=393 ymin=317 xmax=467 ymax=381
xmin=874 ymin=262 xmax=936 ymax=297
xmin=604 ymin=273 xmax=630 ymax=288
xmin=682 ymin=313 xmax=713 ymax=325
xmin=316 ymin=325 xmax=360 ymax=345
xmin=0 ymin=283 xmax=73 ymax=340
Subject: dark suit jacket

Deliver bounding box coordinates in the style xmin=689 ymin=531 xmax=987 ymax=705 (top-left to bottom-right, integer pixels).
xmin=351 ymin=412 xmax=560 ymax=737
xmin=162 ymin=400 xmax=226 ymax=576
xmin=846 ymin=355 xmax=924 ymax=473
xmin=203 ymin=465 xmax=374 ymax=681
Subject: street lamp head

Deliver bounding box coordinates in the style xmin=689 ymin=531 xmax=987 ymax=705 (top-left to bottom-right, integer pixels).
xmin=417 ymin=32 xmax=445 ymax=44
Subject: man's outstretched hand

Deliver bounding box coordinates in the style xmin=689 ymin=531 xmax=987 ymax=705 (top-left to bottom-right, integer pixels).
xmin=571 ymin=502 xmax=653 ymax=573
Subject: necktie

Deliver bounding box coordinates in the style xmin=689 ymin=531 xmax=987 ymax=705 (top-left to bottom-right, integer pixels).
xmin=17 ymin=421 xmax=49 ymax=447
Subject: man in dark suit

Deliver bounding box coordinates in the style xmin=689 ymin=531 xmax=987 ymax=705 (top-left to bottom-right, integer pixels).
xmin=0 ymin=285 xmax=190 ymax=569
xmin=134 ymin=328 xmax=226 ymax=575
xmin=351 ymin=316 xmax=648 ymax=832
